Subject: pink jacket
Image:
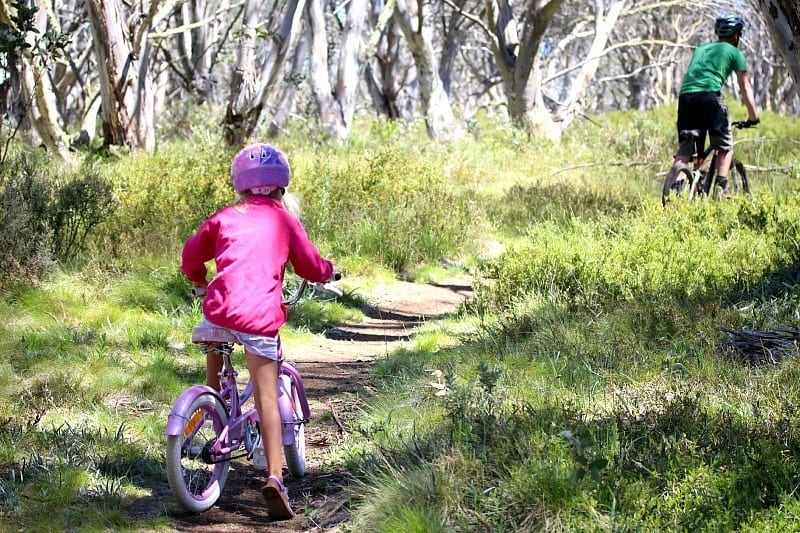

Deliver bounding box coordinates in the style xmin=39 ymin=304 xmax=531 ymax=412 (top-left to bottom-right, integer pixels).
xmin=181 ymin=195 xmax=333 ymax=336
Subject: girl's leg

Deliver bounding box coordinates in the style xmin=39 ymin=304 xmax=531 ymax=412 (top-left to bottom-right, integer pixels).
xmin=245 ymin=350 xmax=283 ymax=481
xmin=206 ymin=347 xmax=223 ymax=391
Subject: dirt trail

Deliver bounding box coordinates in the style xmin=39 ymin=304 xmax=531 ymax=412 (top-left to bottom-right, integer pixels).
xmin=168 ymin=278 xmax=472 ymax=532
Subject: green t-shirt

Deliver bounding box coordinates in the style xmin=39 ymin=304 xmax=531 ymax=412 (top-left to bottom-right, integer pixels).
xmin=680 ymin=41 xmax=747 ymax=94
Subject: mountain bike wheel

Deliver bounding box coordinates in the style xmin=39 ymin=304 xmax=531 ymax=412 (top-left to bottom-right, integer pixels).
xmin=166 ymin=393 xmax=230 ymax=513
xmin=662 ymin=162 xmax=694 ymax=206
xmin=730 ymin=159 xmax=749 ymax=194
xmin=281 ymin=374 xmax=307 ymax=478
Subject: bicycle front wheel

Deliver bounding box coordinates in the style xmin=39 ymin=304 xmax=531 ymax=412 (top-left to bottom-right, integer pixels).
xmin=662 ymin=163 xmax=694 ymax=206
xmin=166 ymin=393 xmax=230 ymax=513
xmin=281 ymin=374 xmax=307 ymax=478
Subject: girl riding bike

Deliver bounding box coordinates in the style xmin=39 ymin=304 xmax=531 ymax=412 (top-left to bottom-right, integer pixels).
xmin=180 ymin=143 xmax=335 ymax=519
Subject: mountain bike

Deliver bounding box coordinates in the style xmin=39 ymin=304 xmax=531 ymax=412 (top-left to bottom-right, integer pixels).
xmin=662 ymin=120 xmax=757 ymax=206
xmin=165 ymin=277 xmax=341 ymax=513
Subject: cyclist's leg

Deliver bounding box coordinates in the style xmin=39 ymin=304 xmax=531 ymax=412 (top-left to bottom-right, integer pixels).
xmin=674 ymin=93 xmax=695 ymax=165
xmin=206 ymin=346 xmax=223 ymax=391
xmin=709 ymin=94 xmax=733 ymax=194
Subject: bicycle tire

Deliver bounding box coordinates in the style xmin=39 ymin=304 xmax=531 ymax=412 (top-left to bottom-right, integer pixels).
xmin=731 ymin=159 xmax=749 ymax=194
xmin=662 ymin=162 xmax=694 ymax=206
xmin=166 ymin=393 xmax=230 ymax=513
xmin=281 ymin=374 xmax=307 ymax=478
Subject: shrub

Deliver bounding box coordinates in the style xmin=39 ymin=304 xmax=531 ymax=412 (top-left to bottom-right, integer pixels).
xmin=0 ymin=153 xmax=117 ymax=285
xmin=0 ymin=154 xmax=54 ymax=285
xmin=297 ymin=147 xmax=480 ymax=273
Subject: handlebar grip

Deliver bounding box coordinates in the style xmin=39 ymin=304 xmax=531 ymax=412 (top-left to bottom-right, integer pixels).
xmin=332 ymin=272 xmax=342 ymax=281
xmin=733 ymin=119 xmax=759 ymax=129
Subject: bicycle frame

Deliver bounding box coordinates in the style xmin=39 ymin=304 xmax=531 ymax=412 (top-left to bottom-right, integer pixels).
xmin=662 ymin=120 xmax=754 ymax=206
xmin=164 ymin=343 xmax=311 ymax=454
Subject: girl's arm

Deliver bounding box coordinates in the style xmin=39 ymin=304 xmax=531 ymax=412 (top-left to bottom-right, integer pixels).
xmin=181 ymin=219 xmax=216 ymax=285
xmin=287 ymin=218 xmax=334 ymax=283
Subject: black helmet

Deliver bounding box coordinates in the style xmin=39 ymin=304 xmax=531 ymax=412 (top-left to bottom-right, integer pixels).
xmin=715 ymin=15 xmax=745 ymax=38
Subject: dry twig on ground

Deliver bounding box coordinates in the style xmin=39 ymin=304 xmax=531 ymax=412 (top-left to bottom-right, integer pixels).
xmin=719 ymin=326 xmax=800 ymax=365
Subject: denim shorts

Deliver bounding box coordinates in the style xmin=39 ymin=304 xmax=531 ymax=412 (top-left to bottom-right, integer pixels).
xmin=197 ymin=319 xmax=282 ymax=360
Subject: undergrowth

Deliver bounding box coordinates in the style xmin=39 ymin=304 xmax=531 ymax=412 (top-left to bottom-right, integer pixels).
xmin=0 ymin=108 xmax=798 ymax=530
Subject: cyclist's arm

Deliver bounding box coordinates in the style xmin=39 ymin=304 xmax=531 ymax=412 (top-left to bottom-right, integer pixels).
xmin=735 ymin=70 xmax=758 ymax=122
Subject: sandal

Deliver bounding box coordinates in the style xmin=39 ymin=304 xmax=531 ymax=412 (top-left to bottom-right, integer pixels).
xmin=261 ymin=475 xmax=295 ymax=520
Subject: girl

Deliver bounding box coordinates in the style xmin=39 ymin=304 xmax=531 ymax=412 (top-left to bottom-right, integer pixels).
xmin=181 ymin=143 xmax=334 ymax=519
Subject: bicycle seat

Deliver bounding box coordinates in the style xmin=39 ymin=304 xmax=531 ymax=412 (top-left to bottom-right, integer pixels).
xmin=678 ymin=129 xmax=702 ymax=141
xmin=192 ymin=323 xmax=238 ymax=344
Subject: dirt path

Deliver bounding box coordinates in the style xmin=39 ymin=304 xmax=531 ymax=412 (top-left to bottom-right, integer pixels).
xmin=169 ymin=278 xmax=472 ymax=532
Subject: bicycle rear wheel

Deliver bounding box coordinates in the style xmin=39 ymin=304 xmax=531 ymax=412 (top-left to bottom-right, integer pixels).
xmin=166 ymin=393 xmax=230 ymax=513
xmin=662 ymin=162 xmax=694 ymax=206
xmin=280 ymin=373 xmax=307 ymax=478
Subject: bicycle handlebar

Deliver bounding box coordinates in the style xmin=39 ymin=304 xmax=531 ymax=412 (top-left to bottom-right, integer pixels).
xmin=283 ymin=274 xmax=343 ymax=305
xmin=192 ymin=273 xmax=342 ymax=304
xmin=732 ymin=119 xmax=759 ymax=129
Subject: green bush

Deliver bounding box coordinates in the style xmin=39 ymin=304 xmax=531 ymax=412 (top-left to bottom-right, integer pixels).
xmin=95 ymin=138 xmax=232 ymax=261
xmin=297 ymin=147 xmax=480 ymax=272
xmin=0 ymin=153 xmax=117 ymax=285
xmin=0 ymin=154 xmax=54 ymax=285
xmin=477 ymin=193 xmax=800 ymax=311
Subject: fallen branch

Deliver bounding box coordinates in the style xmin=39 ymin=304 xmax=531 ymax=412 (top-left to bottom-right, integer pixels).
xmin=718 ymin=326 xmax=800 ymax=365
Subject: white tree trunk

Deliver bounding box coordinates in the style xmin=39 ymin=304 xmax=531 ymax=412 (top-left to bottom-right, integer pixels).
xmin=86 ymin=0 xmax=155 ymax=151
xmin=489 ymin=0 xmax=564 ymax=139
xmin=224 ymin=0 xmax=306 ymax=146
xmin=307 ymin=0 xmax=347 ymax=139
xmin=335 ymin=0 xmax=368 ymax=132
xmin=394 ymin=0 xmax=462 ymax=140
xmin=554 ymin=0 xmax=627 ymax=131
xmin=755 ymin=0 xmax=800 ymax=91
xmin=19 ymin=4 xmax=71 ymax=158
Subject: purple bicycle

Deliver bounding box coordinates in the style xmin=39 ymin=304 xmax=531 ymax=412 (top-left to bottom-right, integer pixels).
xmin=164 ymin=278 xmax=341 ymax=513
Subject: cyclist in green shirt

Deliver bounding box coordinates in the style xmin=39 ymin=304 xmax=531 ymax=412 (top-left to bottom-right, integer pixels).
xmin=673 ymin=15 xmax=759 ymax=195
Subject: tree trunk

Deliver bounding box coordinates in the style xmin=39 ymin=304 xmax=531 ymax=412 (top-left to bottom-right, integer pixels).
xmin=553 ymin=0 xmax=627 ymax=131
xmin=223 ymin=0 xmax=306 ymax=146
xmin=394 ymin=0 xmax=462 ymax=140
xmin=756 ymin=0 xmax=800 ymax=92
xmin=18 ymin=4 xmax=71 ymax=158
xmin=488 ymin=0 xmax=565 ymax=140
xmin=267 ymin=29 xmax=310 ymax=137
xmin=86 ymin=0 xmax=155 ymax=151
xmin=335 ymin=0 xmax=368 ymax=132
xmin=306 ymin=0 xmax=347 ymax=139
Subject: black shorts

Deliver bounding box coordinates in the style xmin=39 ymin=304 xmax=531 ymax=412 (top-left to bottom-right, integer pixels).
xmin=676 ymin=92 xmax=732 ymax=156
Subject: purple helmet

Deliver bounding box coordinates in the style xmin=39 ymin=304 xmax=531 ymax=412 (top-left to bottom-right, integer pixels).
xmin=231 ymin=143 xmax=290 ymax=194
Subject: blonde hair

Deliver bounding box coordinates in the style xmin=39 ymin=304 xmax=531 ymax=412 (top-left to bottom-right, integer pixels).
xmin=235 ymin=188 xmax=301 ymax=217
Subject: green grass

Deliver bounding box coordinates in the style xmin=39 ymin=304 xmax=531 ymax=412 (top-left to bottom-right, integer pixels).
xmin=0 ymin=108 xmax=799 ymax=529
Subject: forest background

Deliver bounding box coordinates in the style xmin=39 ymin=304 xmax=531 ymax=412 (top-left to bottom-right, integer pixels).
xmin=3 ymin=0 xmax=800 ymax=531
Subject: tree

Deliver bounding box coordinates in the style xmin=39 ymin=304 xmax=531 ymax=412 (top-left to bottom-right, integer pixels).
xmin=484 ymin=0 xmax=566 ymax=140
xmin=0 ymin=0 xmax=71 ymax=159
xmin=85 ymin=0 xmax=156 ymax=151
xmin=223 ymin=0 xmax=306 ymax=146
xmin=755 ymin=0 xmax=800 ymax=93
xmin=394 ymin=0 xmax=462 ymax=139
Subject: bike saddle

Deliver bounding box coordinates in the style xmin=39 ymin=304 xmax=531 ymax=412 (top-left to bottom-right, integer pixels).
xmin=192 ymin=323 xmax=238 ymax=344
xmin=678 ymin=129 xmax=702 ymax=141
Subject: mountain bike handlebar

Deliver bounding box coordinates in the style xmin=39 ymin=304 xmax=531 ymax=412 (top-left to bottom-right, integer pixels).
xmin=732 ymin=119 xmax=759 ymax=129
